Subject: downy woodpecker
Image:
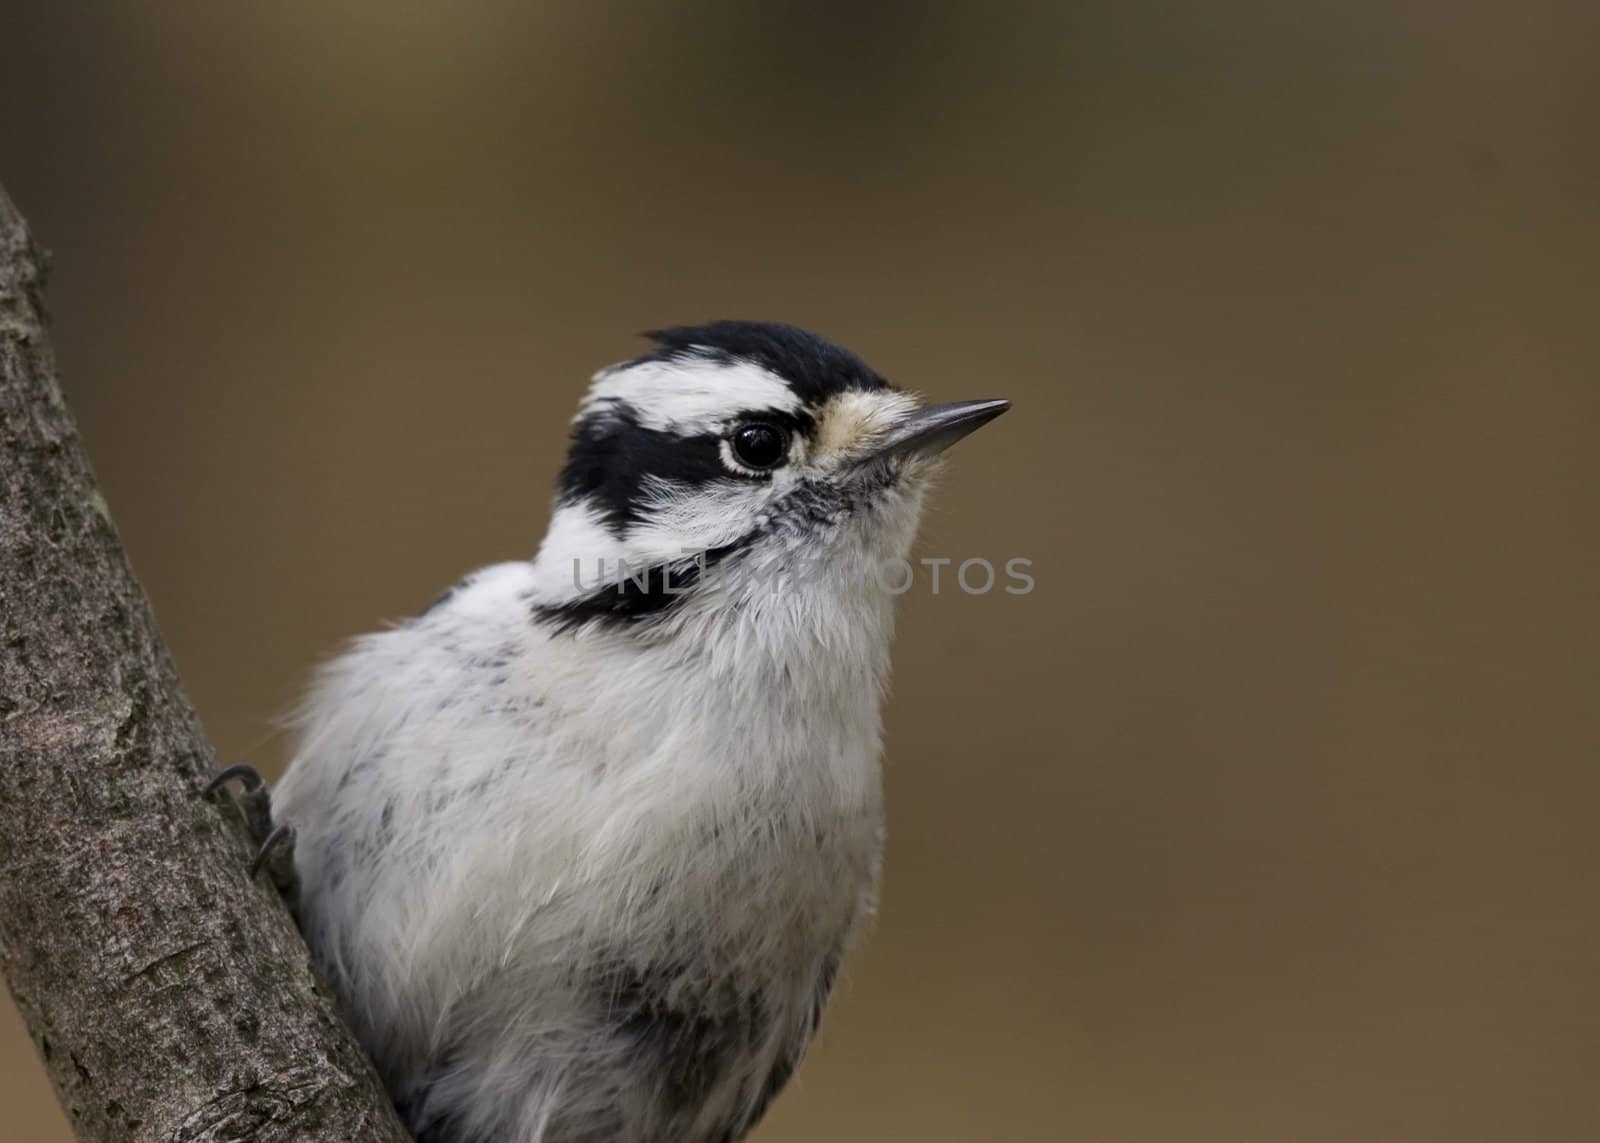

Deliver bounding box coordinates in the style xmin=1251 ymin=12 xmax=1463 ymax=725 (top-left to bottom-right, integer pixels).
xmin=212 ymin=321 xmax=1008 ymax=1143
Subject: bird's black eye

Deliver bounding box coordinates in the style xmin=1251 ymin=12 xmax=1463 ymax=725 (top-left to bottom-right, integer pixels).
xmin=729 ymin=423 xmax=790 ymax=471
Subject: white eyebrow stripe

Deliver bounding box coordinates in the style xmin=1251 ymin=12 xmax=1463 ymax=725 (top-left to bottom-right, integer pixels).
xmin=580 ymin=358 xmax=803 ymax=434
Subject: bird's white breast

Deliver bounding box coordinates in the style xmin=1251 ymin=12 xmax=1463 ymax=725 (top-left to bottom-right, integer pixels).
xmin=274 ymin=556 xmax=896 ymax=1138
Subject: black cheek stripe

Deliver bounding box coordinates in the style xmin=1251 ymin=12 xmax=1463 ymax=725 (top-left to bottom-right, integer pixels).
xmin=557 ymin=402 xmax=728 ymax=536
xmin=530 ymin=533 xmax=756 ymax=634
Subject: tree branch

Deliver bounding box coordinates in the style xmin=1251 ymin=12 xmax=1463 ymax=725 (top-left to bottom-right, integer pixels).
xmin=0 ymin=182 xmax=410 ymax=1142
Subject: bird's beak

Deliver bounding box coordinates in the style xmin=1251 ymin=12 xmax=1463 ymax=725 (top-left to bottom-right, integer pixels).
xmin=848 ymin=399 xmax=1011 ymax=471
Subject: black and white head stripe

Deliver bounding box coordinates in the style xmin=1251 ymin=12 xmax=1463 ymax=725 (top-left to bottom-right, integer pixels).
xmin=531 ymin=322 xmax=913 ymax=633
xmin=557 ymin=400 xmax=737 ymax=536
xmin=635 ymin=322 xmax=888 ymax=405
xmin=557 ymin=322 xmax=889 ymax=536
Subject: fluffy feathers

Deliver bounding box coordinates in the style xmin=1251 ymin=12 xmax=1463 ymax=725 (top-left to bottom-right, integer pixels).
xmin=273 ymin=325 xmax=938 ymax=1142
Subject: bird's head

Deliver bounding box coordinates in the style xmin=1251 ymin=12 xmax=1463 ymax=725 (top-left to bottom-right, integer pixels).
xmin=528 ymin=321 xmax=1007 ymax=632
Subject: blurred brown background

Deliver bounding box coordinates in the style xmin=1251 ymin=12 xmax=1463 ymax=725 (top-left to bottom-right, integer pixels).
xmin=2 ymin=2 xmax=1598 ymax=1140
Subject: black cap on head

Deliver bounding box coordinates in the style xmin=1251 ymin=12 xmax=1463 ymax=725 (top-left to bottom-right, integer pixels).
xmin=639 ymin=321 xmax=888 ymax=405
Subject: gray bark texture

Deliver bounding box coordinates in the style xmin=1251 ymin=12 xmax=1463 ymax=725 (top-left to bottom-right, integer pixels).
xmin=0 ymin=183 xmax=411 ymax=1142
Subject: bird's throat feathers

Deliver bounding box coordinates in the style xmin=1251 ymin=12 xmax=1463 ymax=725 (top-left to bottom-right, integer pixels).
xmin=525 ymin=476 xmax=925 ymax=663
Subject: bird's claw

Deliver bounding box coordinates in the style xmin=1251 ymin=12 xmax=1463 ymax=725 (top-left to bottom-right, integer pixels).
xmin=204 ymin=762 xmax=266 ymax=797
xmin=205 ymin=762 xmax=275 ymax=844
xmin=249 ymin=822 xmax=300 ymax=897
xmin=204 ymin=763 xmax=300 ymax=900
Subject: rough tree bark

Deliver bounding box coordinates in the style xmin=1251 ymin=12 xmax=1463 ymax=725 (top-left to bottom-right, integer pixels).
xmin=0 ymin=183 xmax=411 ymax=1141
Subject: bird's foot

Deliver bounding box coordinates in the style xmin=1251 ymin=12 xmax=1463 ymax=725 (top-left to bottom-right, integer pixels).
xmin=204 ymin=764 xmax=301 ymax=899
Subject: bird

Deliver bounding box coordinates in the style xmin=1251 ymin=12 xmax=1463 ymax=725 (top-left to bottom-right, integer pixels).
xmin=209 ymin=321 xmax=1008 ymax=1143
